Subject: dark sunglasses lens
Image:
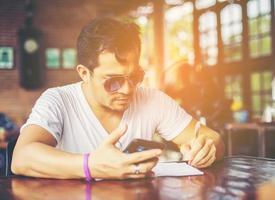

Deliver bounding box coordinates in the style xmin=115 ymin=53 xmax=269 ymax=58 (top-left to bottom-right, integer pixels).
xmin=104 ymin=77 xmax=124 ymax=93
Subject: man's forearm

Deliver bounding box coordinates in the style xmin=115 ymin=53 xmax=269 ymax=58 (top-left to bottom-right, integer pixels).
xmin=12 ymin=142 xmax=84 ymax=179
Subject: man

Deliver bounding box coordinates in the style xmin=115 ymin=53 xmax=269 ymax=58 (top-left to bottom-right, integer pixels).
xmin=12 ymin=18 xmax=224 ymax=180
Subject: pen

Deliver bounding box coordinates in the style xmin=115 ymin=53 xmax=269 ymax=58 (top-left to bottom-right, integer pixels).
xmin=187 ymin=121 xmax=201 ymax=164
xmin=178 ymin=121 xmax=201 ymax=162
xmin=194 ymin=121 xmax=201 ymax=140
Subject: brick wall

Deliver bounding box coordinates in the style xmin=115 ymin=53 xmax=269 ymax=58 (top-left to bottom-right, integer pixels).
xmin=0 ymin=0 xmax=97 ymax=125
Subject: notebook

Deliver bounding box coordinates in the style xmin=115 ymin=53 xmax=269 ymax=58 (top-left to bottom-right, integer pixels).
xmin=152 ymin=162 xmax=204 ymax=177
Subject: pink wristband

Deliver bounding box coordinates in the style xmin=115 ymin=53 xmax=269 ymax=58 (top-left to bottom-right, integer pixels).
xmin=83 ymin=153 xmax=92 ymax=182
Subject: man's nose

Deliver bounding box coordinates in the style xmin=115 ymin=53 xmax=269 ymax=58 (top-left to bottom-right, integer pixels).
xmin=118 ymin=80 xmax=132 ymax=94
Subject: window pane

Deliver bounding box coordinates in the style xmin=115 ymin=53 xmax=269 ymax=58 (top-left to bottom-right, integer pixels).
xmin=249 ymin=39 xmax=259 ymax=57
xmin=208 ymin=31 xmax=217 ymax=46
xmin=248 ymin=0 xmax=259 ymax=18
xmin=207 ymin=56 xmax=217 ymax=66
xmin=200 ymin=34 xmax=207 ymax=48
xmin=260 ymin=0 xmax=271 ymax=14
xmin=63 ymin=48 xmax=76 ymax=69
xmin=208 ymin=46 xmax=218 ymax=57
xmin=208 ymin=13 xmax=217 ymax=29
xmin=248 ymin=0 xmax=271 ymax=59
xmin=46 ymin=48 xmax=60 ymax=69
xmin=232 ymin=46 xmax=242 ymax=61
xmin=232 ymin=23 xmax=242 ymax=35
xmin=196 ymin=0 xmax=216 ymax=9
xmin=221 ymin=4 xmax=242 ymax=62
xmin=233 ymin=5 xmax=242 ymax=21
xmin=221 ymin=8 xmax=230 ymax=25
xmin=259 ymin=15 xmax=271 ymax=34
xmin=224 ymin=44 xmax=242 ymax=62
xmin=249 ymin=18 xmax=258 ymax=36
xmin=251 ymin=70 xmax=273 ymax=117
xmin=221 ymin=4 xmax=242 ymax=24
xmin=199 ymin=11 xmax=217 ymax=66
xmin=224 ymin=75 xmax=243 ymax=111
xmin=260 ymin=36 xmax=272 ymax=56
xmin=0 ymin=47 xmax=13 ymax=69
xmin=263 ymin=71 xmax=272 ymax=90
xmin=222 ymin=26 xmax=231 ymax=44
xmin=251 ymin=72 xmax=261 ymax=91
xmin=252 ymin=94 xmax=261 ymax=112
xmin=233 ymin=35 xmax=242 ymax=43
xmin=199 ymin=12 xmax=216 ymax=31
xmin=165 ymin=2 xmax=194 ymax=65
xmin=263 ymin=94 xmax=272 ymax=106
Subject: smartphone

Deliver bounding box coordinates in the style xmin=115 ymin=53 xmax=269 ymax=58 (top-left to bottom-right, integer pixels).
xmin=123 ymin=139 xmax=165 ymax=154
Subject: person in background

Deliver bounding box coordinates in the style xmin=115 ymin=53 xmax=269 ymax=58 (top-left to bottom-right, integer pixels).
xmin=12 ymin=17 xmax=224 ymax=180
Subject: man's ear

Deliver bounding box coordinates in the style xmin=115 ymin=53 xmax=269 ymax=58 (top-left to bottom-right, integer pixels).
xmin=76 ymin=65 xmax=91 ymax=82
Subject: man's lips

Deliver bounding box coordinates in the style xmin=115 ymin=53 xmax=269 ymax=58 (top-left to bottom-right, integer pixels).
xmin=116 ymin=98 xmax=129 ymax=100
xmin=114 ymin=97 xmax=131 ymax=103
xmin=115 ymin=99 xmax=129 ymax=102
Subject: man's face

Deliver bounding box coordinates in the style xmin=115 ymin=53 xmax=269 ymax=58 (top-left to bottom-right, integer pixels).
xmin=89 ymin=51 xmax=142 ymax=112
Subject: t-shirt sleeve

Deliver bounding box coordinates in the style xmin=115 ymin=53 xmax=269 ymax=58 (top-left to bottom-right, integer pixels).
xmin=20 ymin=88 xmax=64 ymax=143
xmin=152 ymin=90 xmax=192 ymax=141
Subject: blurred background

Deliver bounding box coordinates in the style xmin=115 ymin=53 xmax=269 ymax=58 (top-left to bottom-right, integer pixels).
xmin=0 ymin=0 xmax=275 ymax=173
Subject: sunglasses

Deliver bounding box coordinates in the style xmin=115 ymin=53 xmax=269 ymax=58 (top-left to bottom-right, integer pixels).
xmin=103 ymin=69 xmax=145 ymax=93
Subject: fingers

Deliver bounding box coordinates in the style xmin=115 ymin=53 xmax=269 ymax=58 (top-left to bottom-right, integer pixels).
xmin=125 ymin=171 xmax=155 ymax=179
xmin=196 ymin=154 xmax=216 ymax=168
xmin=103 ymin=125 xmax=128 ymax=145
xmin=122 ymin=158 xmax=158 ymax=179
xmin=126 ymin=158 xmax=158 ymax=174
xmin=180 ymin=144 xmax=191 ymax=161
xmin=194 ymin=145 xmax=216 ymax=166
xmin=187 ymin=136 xmax=205 ymax=164
xmin=124 ymin=149 xmax=162 ymax=164
xmin=124 ymin=174 xmax=147 ymax=179
xmin=190 ymin=139 xmax=214 ymax=166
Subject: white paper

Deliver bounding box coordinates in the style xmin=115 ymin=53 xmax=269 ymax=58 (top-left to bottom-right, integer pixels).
xmin=152 ymin=162 xmax=204 ymax=177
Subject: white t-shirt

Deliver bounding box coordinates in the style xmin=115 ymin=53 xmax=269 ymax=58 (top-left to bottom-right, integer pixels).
xmin=21 ymin=82 xmax=192 ymax=153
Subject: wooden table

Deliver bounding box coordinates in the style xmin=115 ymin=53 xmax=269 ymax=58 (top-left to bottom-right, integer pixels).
xmin=1 ymin=156 xmax=275 ymax=200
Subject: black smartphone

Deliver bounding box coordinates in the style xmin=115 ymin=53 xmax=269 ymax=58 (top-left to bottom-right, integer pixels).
xmin=123 ymin=139 xmax=165 ymax=154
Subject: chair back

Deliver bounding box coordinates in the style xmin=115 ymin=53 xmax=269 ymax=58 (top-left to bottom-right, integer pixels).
xmin=5 ymin=139 xmax=17 ymax=176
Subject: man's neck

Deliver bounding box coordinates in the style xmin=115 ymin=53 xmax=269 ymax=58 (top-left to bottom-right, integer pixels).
xmin=82 ymin=83 xmax=123 ymax=119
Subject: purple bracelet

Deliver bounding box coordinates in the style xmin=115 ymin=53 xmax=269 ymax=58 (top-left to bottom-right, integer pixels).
xmin=83 ymin=153 xmax=92 ymax=182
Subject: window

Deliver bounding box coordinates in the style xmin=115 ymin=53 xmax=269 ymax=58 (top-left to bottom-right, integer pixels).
xmin=63 ymin=48 xmax=77 ymax=69
xmin=225 ymin=75 xmax=243 ymax=110
xmin=46 ymin=48 xmax=60 ymax=69
xmin=196 ymin=0 xmax=216 ymax=9
xmin=136 ymin=15 xmax=154 ymax=69
xmin=199 ymin=12 xmax=218 ymax=66
xmin=0 ymin=47 xmax=13 ymax=69
xmin=221 ymin=4 xmax=243 ymax=62
xmin=251 ymin=71 xmax=273 ymax=117
xmin=247 ymin=0 xmax=272 ymax=58
xmin=46 ymin=48 xmax=77 ymax=69
xmin=165 ymin=2 xmax=194 ymax=66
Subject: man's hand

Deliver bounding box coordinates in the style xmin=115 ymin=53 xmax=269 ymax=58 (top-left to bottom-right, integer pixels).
xmin=89 ymin=125 xmax=162 ymax=179
xmin=180 ymin=135 xmax=216 ymax=168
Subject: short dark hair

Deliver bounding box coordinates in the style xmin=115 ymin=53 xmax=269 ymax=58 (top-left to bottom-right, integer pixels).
xmin=77 ymin=17 xmax=141 ymax=70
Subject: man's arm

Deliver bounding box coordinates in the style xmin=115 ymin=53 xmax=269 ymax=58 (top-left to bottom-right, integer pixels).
xmin=12 ymin=125 xmax=84 ymax=179
xmin=12 ymin=125 xmax=162 ymax=179
xmin=172 ymin=118 xmax=225 ymax=168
